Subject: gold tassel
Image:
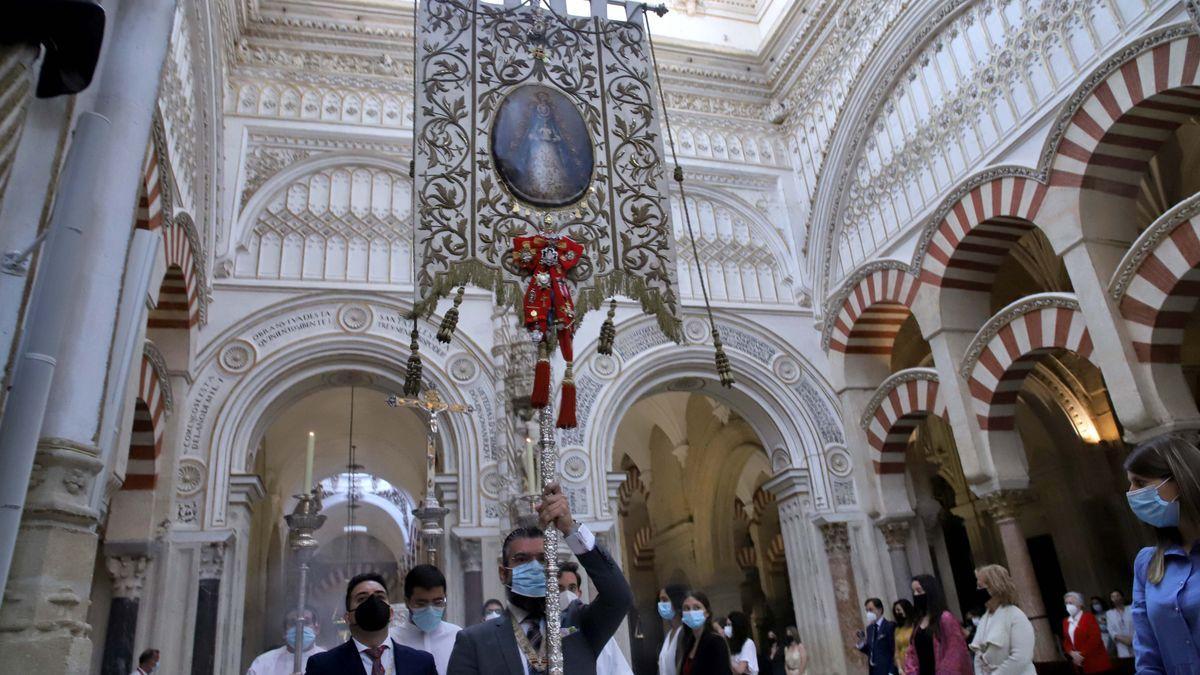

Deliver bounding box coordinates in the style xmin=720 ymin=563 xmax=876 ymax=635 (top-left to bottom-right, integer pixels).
xmin=713 ymin=328 xmax=734 ymax=388
xmin=598 ymin=298 xmax=616 ymax=356
xmin=437 ymin=286 xmax=466 ymax=343
xmin=403 ymin=320 xmax=423 ymax=396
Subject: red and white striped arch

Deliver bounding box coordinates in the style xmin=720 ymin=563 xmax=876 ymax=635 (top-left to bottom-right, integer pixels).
xmin=123 ymin=353 xmax=168 ymax=490
xmin=137 ymin=143 xmax=201 ymax=328
xmin=1049 ymin=33 xmax=1200 ymax=198
xmin=825 ymin=262 xmax=920 ymax=355
xmin=1112 ymin=201 xmax=1200 ymax=362
xmin=861 ymin=369 xmax=946 ymax=474
xmin=915 ymin=174 xmax=1048 ymax=291
xmin=964 ymin=296 xmax=1095 ymax=431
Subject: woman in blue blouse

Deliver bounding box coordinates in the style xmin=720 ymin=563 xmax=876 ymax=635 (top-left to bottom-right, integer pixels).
xmin=1125 ymin=434 xmax=1200 ymax=673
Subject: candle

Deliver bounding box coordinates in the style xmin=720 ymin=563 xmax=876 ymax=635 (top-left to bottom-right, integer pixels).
xmin=304 ymin=431 xmax=315 ymax=493
xmin=524 ymin=436 xmax=536 ymax=494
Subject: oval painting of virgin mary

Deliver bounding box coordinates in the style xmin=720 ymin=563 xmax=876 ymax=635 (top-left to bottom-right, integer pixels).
xmin=491 ymin=84 xmax=594 ymax=208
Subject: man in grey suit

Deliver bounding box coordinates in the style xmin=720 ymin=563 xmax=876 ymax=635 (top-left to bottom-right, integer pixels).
xmin=447 ymin=483 xmax=632 ymax=675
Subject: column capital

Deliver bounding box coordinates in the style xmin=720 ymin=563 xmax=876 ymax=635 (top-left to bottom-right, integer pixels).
xmin=26 ymin=439 xmax=105 ymax=527
xmin=458 ymin=537 xmax=482 ymax=573
xmin=763 ymin=467 xmax=810 ymax=504
xmin=199 ymin=542 xmax=226 ymax=580
xmin=229 ymin=473 xmax=266 ymax=508
xmin=979 ymin=489 xmax=1032 ymax=522
xmin=877 ymin=519 xmax=912 ymax=550
xmin=818 ymin=521 xmax=851 ymax=558
xmin=105 ymin=554 xmax=151 ymax=600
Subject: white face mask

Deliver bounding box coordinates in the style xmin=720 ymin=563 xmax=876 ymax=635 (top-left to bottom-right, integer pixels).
xmin=865 ymin=611 xmax=878 ymax=624
xmin=485 ymin=610 xmax=502 ymax=620
xmin=559 ymin=590 xmax=578 ymax=613
xmin=1066 ymin=603 xmax=1081 ymax=617
xmin=971 ymin=617 xmax=980 ymax=627
xmin=723 ymin=625 xmax=733 ymax=638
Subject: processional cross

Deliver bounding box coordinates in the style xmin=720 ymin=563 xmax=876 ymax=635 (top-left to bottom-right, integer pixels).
xmin=386 ymin=389 xmax=473 ymax=567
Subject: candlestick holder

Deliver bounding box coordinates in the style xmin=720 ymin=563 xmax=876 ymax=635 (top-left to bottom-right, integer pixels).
xmin=285 ymin=491 xmax=325 ymax=675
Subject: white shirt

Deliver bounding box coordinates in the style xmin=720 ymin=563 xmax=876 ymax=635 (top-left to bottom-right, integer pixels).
xmin=732 ymin=638 xmax=759 ymax=674
xmin=1105 ymin=606 xmax=1134 ymax=658
xmin=659 ymin=625 xmax=682 ymax=675
xmin=246 ymin=644 xmax=325 ymax=675
xmin=392 ymin=618 xmax=462 ymax=675
xmin=353 ymin=637 xmax=400 ymax=675
xmin=508 ymin=525 xmax=597 ymax=674
xmin=1067 ymin=613 xmax=1082 ymax=644
xmin=597 ymin=638 xmax=635 ymax=675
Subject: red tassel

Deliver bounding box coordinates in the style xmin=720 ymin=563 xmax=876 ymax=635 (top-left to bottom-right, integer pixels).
xmin=557 ymin=363 xmax=577 ymax=429
xmin=557 ymin=329 xmax=573 ymax=362
xmin=531 ymin=344 xmax=551 ymax=408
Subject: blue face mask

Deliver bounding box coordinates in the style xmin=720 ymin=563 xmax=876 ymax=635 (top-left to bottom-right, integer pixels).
xmin=657 ymin=601 xmax=675 ymax=620
xmin=1128 ymin=479 xmax=1180 ymax=527
xmin=285 ymin=625 xmax=317 ymax=651
xmin=411 ymin=606 xmax=444 ymax=632
xmin=682 ymin=609 xmax=707 ymax=630
xmin=508 ymin=559 xmax=547 ymax=598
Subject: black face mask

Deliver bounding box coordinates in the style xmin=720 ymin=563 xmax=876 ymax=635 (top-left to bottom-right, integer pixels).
xmin=976 ymin=587 xmax=992 ymax=605
xmin=506 ymin=588 xmax=545 ymax=618
xmin=354 ymin=595 xmax=391 ymax=632
xmin=913 ymin=594 xmax=928 ymax=615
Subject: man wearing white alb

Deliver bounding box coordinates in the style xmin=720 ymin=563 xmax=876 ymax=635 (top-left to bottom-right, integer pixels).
xmin=246 ymin=608 xmax=325 ymax=674
xmin=392 ymin=565 xmax=463 ymax=675
xmin=1104 ymin=589 xmax=1134 ymax=659
xmin=725 ymin=612 xmax=759 ymax=675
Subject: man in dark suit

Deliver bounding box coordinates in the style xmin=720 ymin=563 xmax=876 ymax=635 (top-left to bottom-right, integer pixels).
xmin=855 ymin=597 xmax=895 ymax=675
xmin=447 ymin=483 xmax=633 ymax=675
xmin=305 ymin=571 xmax=437 ymax=675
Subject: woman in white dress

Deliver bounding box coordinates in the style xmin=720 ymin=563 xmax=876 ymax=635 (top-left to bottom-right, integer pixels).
xmin=726 ymin=611 xmax=759 ymax=675
xmin=658 ymin=585 xmax=687 ymax=675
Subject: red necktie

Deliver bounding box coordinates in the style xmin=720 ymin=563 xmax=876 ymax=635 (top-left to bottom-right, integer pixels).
xmin=363 ymin=643 xmax=388 ymax=675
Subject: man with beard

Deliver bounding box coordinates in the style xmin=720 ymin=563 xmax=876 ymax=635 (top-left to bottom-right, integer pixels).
xmin=447 ymin=483 xmax=632 ymax=675
xmin=304 ymin=572 xmax=437 ymax=674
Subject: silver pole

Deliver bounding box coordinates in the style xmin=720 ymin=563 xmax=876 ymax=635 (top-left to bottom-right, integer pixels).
xmin=286 ymin=491 xmax=325 ymax=675
xmin=538 ymin=405 xmax=563 ymax=675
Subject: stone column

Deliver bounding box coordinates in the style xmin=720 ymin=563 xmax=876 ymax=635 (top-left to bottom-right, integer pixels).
xmin=980 ymin=490 xmax=1058 ymax=662
xmin=460 ymin=538 xmax=483 ymax=625
xmin=191 ymin=543 xmax=225 ymax=675
xmin=820 ymin=522 xmax=866 ymax=671
xmin=100 ymin=554 xmax=151 ymax=675
xmin=878 ymin=519 xmax=913 ymax=600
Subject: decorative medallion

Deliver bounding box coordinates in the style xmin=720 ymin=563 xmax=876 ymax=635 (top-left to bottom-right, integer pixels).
xmin=827 ymin=446 xmax=853 ymax=477
xmin=218 ymin=339 xmax=256 ymax=374
xmin=772 ymin=355 xmax=802 ymax=384
xmin=480 ymin=466 xmax=504 ymax=499
xmin=177 ymin=499 xmax=199 ymax=524
xmin=449 ymin=355 xmax=478 ymax=384
xmin=591 ymin=353 xmax=619 ymax=380
xmin=176 ymin=458 xmax=206 ymax=496
xmin=492 ymin=85 xmax=595 ymax=208
xmin=559 ymin=448 xmax=590 ymax=482
xmin=683 ymin=317 xmax=709 ymax=344
xmin=338 ymin=302 xmax=374 ymax=333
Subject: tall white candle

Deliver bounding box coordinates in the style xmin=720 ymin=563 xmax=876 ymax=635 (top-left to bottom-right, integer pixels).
xmin=304 ymin=431 xmax=315 ymax=493
xmin=524 ymin=436 xmax=536 ymax=494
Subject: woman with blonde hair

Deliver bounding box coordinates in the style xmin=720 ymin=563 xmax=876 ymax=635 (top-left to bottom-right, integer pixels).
xmin=968 ymin=565 xmax=1034 ymax=675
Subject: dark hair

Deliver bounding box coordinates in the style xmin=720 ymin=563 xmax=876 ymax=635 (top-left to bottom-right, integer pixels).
xmin=501 ymin=526 xmax=543 ymax=566
xmin=557 ymin=560 xmax=581 ymax=586
xmin=727 ymin=610 xmax=752 ymax=654
xmin=138 ymin=649 xmax=159 ymax=666
xmin=283 ymin=606 xmax=319 ymax=631
xmin=405 ymin=564 xmax=447 ymax=599
xmin=911 ymin=574 xmax=950 ymax=640
xmin=1124 ymin=434 xmax=1200 ymax=583
xmin=482 ymin=599 xmax=504 ymax=616
xmin=345 ymin=571 xmax=388 ymax=610
xmin=677 ymin=590 xmax=726 ymax=670
xmin=865 ymin=597 xmax=884 ymax=613
xmin=662 ymin=583 xmax=687 ymax=613
xmin=1089 ymin=596 xmax=1108 ymax=612
xmin=892 ymin=599 xmax=914 ymax=628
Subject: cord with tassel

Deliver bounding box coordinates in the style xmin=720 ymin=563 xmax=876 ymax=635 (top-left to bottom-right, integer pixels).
xmin=436 ymin=286 xmax=466 ymax=343
xmin=556 ymin=330 xmax=576 ymax=429
xmin=403 ymin=319 xmax=423 ymax=396
xmin=597 ymin=298 xmax=616 ymax=356
xmin=530 ymin=337 xmax=551 ymax=408
xmin=712 ymin=328 xmax=734 ymax=388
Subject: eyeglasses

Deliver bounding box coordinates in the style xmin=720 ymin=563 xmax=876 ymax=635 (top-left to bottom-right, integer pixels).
xmin=409 ymin=598 xmax=448 ymax=609
xmin=508 ymin=552 xmax=546 ymax=565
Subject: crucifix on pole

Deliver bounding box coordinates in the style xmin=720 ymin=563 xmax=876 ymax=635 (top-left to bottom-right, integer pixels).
xmin=385 ymin=389 xmax=472 ymax=567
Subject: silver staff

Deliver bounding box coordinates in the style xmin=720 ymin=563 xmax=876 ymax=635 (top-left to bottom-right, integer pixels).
xmin=538 ymin=404 xmax=563 ymax=675
xmin=285 ymin=489 xmax=325 ymax=675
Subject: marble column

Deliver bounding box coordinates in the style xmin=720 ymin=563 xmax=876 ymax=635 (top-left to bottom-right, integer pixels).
xmin=820 ymin=522 xmax=866 ymax=671
xmin=980 ymin=490 xmax=1058 ymax=662
xmin=191 ymin=543 xmax=225 ymax=675
xmin=878 ymin=520 xmax=913 ymax=600
xmin=100 ymin=554 xmax=150 ymax=675
xmin=460 ymin=538 xmax=483 ymax=625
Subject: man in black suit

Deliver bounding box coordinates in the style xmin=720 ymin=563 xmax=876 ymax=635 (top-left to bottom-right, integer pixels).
xmin=447 ymin=483 xmax=633 ymax=675
xmin=305 ymin=572 xmax=437 ymax=675
xmin=855 ymin=597 xmax=895 ymax=675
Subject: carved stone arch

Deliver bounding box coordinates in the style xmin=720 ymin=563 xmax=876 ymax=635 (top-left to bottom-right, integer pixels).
xmin=822 ymin=260 xmax=921 ymax=363
xmin=859 ymin=368 xmax=945 ymax=475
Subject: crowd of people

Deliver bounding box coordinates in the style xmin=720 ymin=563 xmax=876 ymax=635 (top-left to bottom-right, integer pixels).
xmin=211 ymin=432 xmax=1200 ymax=674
